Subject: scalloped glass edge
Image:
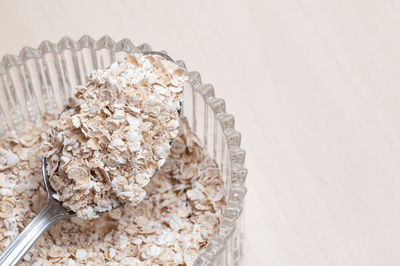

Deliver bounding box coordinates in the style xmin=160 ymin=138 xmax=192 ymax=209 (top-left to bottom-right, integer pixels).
xmin=0 ymin=35 xmax=248 ymax=265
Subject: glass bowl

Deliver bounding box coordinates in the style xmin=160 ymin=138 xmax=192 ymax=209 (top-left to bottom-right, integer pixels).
xmin=0 ymin=35 xmax=247 ymax=265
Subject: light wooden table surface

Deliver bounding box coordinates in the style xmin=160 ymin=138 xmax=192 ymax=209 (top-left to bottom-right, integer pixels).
xmin=1 ymin=1 xmax=400 ymax=265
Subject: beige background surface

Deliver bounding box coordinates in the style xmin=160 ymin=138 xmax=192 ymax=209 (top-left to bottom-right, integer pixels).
xmin=1 ymin=0 xmax=400 ymax=265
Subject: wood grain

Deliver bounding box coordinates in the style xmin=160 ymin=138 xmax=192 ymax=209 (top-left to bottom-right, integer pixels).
xmin=1 ymin=0 xmax=399 ymax=265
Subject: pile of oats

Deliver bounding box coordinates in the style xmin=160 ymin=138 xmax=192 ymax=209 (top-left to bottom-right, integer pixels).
xmin=0 ymin=116 xmax=225 ymax=265
xmin=43 ymin=53 xmax=186 ymax=219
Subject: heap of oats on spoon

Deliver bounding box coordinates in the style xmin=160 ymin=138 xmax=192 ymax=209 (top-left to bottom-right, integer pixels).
xmin=44 ymin=53 xmax=186 ymax=219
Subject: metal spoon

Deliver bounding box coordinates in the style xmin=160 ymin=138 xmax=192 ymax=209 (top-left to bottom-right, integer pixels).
xmin=0 ymin=51 xmax=181 ymax=266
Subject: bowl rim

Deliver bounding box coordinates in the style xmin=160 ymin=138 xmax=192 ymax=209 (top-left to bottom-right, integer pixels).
xmin=0 ymin=35 xmax=247 ymax=265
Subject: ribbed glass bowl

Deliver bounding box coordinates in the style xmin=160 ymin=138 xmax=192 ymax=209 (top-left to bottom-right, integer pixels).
xmin=0 ymin=35 xmax=247 ymax=265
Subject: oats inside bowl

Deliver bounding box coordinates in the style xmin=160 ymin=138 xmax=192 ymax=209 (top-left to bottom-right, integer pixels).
xmin=0 ymin=115 xmax=225 ymax=265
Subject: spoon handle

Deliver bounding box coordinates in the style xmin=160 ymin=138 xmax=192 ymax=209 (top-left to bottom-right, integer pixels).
xmin=0 ymin=199 xmax=67 ymax=266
